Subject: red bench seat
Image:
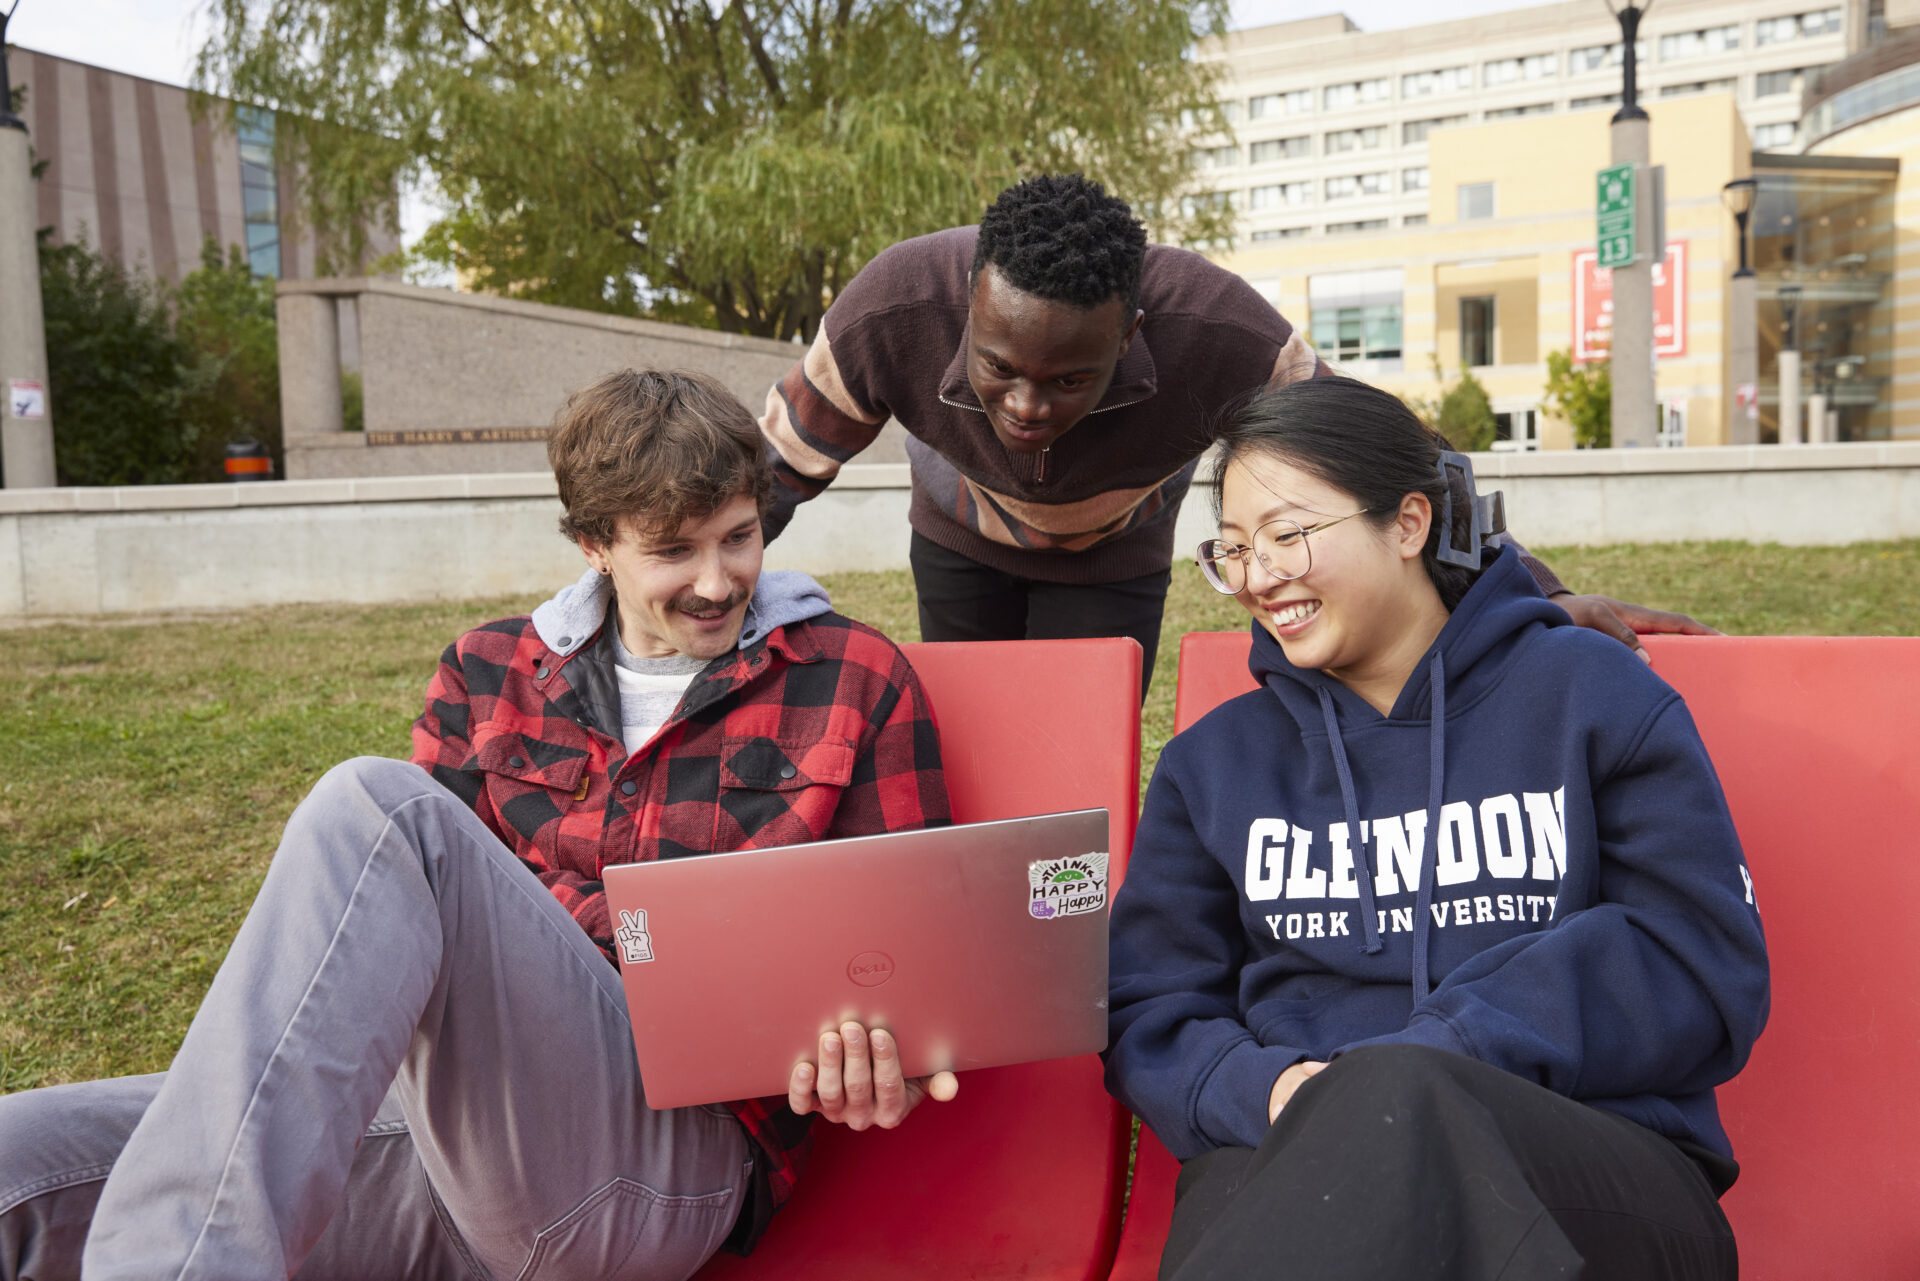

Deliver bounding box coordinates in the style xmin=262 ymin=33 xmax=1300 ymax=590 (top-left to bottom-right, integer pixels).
xmin=1111 ymin=631 xmax=1920 ymax=1281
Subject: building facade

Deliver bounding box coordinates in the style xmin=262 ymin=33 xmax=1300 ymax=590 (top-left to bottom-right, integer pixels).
xmin=1198 ymin=0 xmax=1920 ymax=447
xmin=6 ymin=47 xmax=396 ymax=283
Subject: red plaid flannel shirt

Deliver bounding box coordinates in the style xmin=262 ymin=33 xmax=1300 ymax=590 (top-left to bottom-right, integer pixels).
xmin=411 ymin=607 xmax=949 ymax=1248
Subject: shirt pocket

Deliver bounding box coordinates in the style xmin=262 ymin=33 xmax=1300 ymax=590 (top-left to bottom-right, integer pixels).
xmin=470 ymin=727 xmax=593 ymax=847
xmin=713 ymin=733 xmax=858 ymax=850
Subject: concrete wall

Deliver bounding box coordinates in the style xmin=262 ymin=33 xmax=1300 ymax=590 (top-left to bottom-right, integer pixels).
xmin=278 ymin=279 xmax=909 ymax=480
xmin=4 ymin=445 xmax=1918 ymax=618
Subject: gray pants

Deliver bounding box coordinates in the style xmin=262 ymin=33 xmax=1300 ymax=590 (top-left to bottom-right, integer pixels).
xmin=0 ymin=757 xmax=750 ymax=1281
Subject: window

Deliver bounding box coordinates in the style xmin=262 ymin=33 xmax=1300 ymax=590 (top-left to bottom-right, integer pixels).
xmin=1323 ymin=78 xmax=1390 ymax=110
xmin=1570 ymin=40 xmax=1649 ymax=73
xmin=237 ymin=106 xmax=280 ymax=279
xmin=1402 ymin=66 xmax=1472 ymax=98
xmin=1460 ymin=296 xmax=1496 ymax=367
xmin=1571 ymin=92 xmax=1622 ymax=111
xmin=1493 ymin=409 xmax=1541 ymax=452
xmin=1404 ymin=213 xmax=1429 ymax=226
xmin=1756 ymin=8 xmax=1843 ymax=44
xmin=1486 ymin=102 xmax=1555 ymax=119
xmin=1458 ymin=181 xmax=1495 ymax=219
xmin=1404 ymin=114 xmax=1468 ymax=145
xmin=1251 ymin=227 xmax=1311 ymax=241
xmin=1403 ymin=166 xmax=1430 ymax=192
xmin=1309 ymin=269 xmax=1404 ymax=361
xmin=1248 ymin=182 xmax=1312 ymax=209
xmin=1249 ymin=89 xmax=1313 ymax=118
xmin=1250 ymin=136 xmax=1311 ymax=163
xmin=1659 ymin=25 xmax=1740 ymax=60
xmin=1180 ymin=191 xmax=1233 ymax=216
xmin=1483 ymin=54 xmax=1556 ymax=86
xmin=1658 ymin=401 xmax=1688 ymax=449
xmin=1757 ymin=67 xmax=1816 ymax=97
xmin=1754 ymin=121 xmax=1798 ymax=148
xmin=1659 ymin=78 xmax=1738 ymax=97
xmin=1326 ymin=126 xmax=1386 ymax=153
xmin=1325 ymin=172 xmax=1390 ymax=200
xmin=1190 ymin=145 xmax=1239 ymax=171
xmin=1326 ymin=218 xmax=1391 ymax=235
xmin=1180 ymin=102 xmax=1241 ymax=129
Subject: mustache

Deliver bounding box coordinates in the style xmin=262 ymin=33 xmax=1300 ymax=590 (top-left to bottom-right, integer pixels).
xmin=672 ymin=591 xmax=745 ymax=614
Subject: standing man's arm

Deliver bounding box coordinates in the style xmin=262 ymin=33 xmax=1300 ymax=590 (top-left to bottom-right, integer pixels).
xmin=759 ymin=328 xmax=889 ymax=542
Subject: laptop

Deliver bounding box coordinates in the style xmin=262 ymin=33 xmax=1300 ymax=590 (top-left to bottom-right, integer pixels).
xmin=603 ymin=809 xmax=1111 ymax=1110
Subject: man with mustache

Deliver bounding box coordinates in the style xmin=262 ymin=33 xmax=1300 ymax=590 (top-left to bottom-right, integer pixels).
xmin=0 ymin=370 xmax=952 ymax=1280
xmin=760 ymin=173 xmax=1710 ymax=695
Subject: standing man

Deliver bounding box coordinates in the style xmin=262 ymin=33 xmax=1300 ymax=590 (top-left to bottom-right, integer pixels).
xmin=759 ymin=174 xmax=1709 ymax=691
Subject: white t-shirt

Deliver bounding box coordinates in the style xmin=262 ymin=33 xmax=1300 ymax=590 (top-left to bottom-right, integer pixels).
xmin=610 ymin=627 xmax=708 ymax=753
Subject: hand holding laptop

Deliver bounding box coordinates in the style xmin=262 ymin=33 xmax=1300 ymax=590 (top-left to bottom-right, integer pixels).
xmin=788 ymin=1021 xmax=961 ymax=1131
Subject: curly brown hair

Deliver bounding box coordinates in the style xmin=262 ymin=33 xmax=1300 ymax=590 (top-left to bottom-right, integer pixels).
xmin=547 ymin=368 xmax=774 ymax=547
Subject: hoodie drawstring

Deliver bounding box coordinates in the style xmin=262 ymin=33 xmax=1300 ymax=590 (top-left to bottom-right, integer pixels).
xmin=1412 ymin=651 xmax=1446 ymax=1000
xmin=1308 ymin=651 xmax=1449 ymax=996
xmin=1316 ymin=686 xmax=1382 ymax=955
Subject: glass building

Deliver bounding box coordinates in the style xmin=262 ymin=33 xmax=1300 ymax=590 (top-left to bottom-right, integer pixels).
xmin=1750 ymin=155 xmax=1897 ymax=441
xmin=236 ymin=106 xmax=282 ymax=279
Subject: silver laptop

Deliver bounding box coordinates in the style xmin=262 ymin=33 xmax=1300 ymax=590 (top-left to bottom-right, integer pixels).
xmin=603 ymin=809 xmax=1110 ymax=1110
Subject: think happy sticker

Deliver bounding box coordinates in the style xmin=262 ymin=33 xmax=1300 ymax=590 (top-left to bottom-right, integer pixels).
xmin=1028 ymin=853 xmax=1109 ymax=920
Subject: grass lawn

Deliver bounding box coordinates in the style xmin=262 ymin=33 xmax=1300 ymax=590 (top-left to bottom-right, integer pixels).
xmin=3 ymin=539 xmax=1916 ymax=1092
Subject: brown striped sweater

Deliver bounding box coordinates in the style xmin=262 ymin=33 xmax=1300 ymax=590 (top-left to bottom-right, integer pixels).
xmin=759 ymin=226 xmax=1565 ymax=595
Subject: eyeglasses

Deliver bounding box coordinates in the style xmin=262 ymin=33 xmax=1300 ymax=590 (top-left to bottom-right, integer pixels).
xmin=1196 ymin=511 xmax=1371 ymax=594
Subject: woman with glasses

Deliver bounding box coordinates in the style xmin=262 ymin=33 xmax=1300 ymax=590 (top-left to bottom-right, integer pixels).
xmin=1104 ymin=377 xmax=1769 ymax=1280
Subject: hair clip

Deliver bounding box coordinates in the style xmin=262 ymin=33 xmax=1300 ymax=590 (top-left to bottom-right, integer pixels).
xmin=1434 ymin=450 xmax=1507 ymax=570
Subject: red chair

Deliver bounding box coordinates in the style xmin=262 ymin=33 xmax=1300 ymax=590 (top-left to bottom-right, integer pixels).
xmin=699 ymin=638 xmax=1142 ymax=1281
xmin=1112 ymin=630 xmax=1920 ymax=1281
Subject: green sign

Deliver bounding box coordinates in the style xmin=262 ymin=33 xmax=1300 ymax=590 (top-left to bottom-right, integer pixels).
xmin=1597 ymin=163 xmax=1636 ymax=268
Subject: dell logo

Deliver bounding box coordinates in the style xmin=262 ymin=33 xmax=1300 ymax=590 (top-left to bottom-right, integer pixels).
xmin=846 ymin=951 xmax=896 ymax=987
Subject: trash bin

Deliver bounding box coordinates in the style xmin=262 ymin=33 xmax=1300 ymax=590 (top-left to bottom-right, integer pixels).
xmin=224 ymin=438 xmax=273 ymax=482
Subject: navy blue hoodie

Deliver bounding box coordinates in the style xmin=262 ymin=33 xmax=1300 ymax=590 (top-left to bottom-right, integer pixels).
xmin=1106 ymin=546 xmax=1770 ymax=1161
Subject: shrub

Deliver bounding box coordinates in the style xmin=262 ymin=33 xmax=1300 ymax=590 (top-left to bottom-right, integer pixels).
xmin=39 ymin=234 xmax=194 ymax=486
xmin=1436 ymin=369 xmax=1497 ymax=453
xmin=1544 ymin=349 xmax=1611 ymax=449
xmin=1404 ymin=357 xmax=1497 ymax=452
xmin=37 ymin=235 xmax=282 ymax=485
xmin=176 ymin=239 xmax=284 ymax=476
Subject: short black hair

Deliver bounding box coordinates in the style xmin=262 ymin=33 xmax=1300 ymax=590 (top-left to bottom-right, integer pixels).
xmin=972 ymin=174 xmax=1147 ymax=317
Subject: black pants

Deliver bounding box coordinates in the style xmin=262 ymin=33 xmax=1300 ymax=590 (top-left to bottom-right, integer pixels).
xmin=1162 ymin=1045 xmax=1738 ymax=1281
xmin=909 ymin=532 xmax=1172 ymax=700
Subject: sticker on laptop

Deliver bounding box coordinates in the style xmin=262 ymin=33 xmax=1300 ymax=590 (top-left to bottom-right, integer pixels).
xmin=616 ymin=908 xmax=655 ymax=964
xmin=1028 ymin=853 xmax=1109 ymax=920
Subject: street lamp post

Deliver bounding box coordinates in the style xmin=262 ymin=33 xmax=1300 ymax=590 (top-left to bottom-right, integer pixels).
xmin=1605 ymin=1 xmax=1658 ymax=448
xmin=1778 ymin=282 xmax=1803 ymax=445
xmin=0 ymin=0 xmax=55 ymax=489
xmin=1722 ymin=178 xmax=1759 ymax=443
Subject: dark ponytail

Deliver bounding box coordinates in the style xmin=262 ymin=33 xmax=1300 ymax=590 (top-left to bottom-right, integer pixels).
xmin=1212 ymin=376 xmax=1486 ymax=611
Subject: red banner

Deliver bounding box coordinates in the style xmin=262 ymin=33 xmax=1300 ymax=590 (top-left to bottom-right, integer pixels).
xmin=1572 ymin=241 xmax=1688 ymax=362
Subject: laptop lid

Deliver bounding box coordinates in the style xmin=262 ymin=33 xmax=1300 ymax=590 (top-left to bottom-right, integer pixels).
xmin=603 ymin=809 xmax=1110 ymax=1110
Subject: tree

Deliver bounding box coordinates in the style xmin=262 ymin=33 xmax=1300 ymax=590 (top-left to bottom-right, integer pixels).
xmin=1544 ymin=348 xmax=1610 ymax=449
xmin=196 ymin=0 xmax=1235 ymax=341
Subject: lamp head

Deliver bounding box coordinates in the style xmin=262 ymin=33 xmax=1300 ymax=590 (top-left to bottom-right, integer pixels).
xmin=1722 ymin=178 xmax=1758 ymax=218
